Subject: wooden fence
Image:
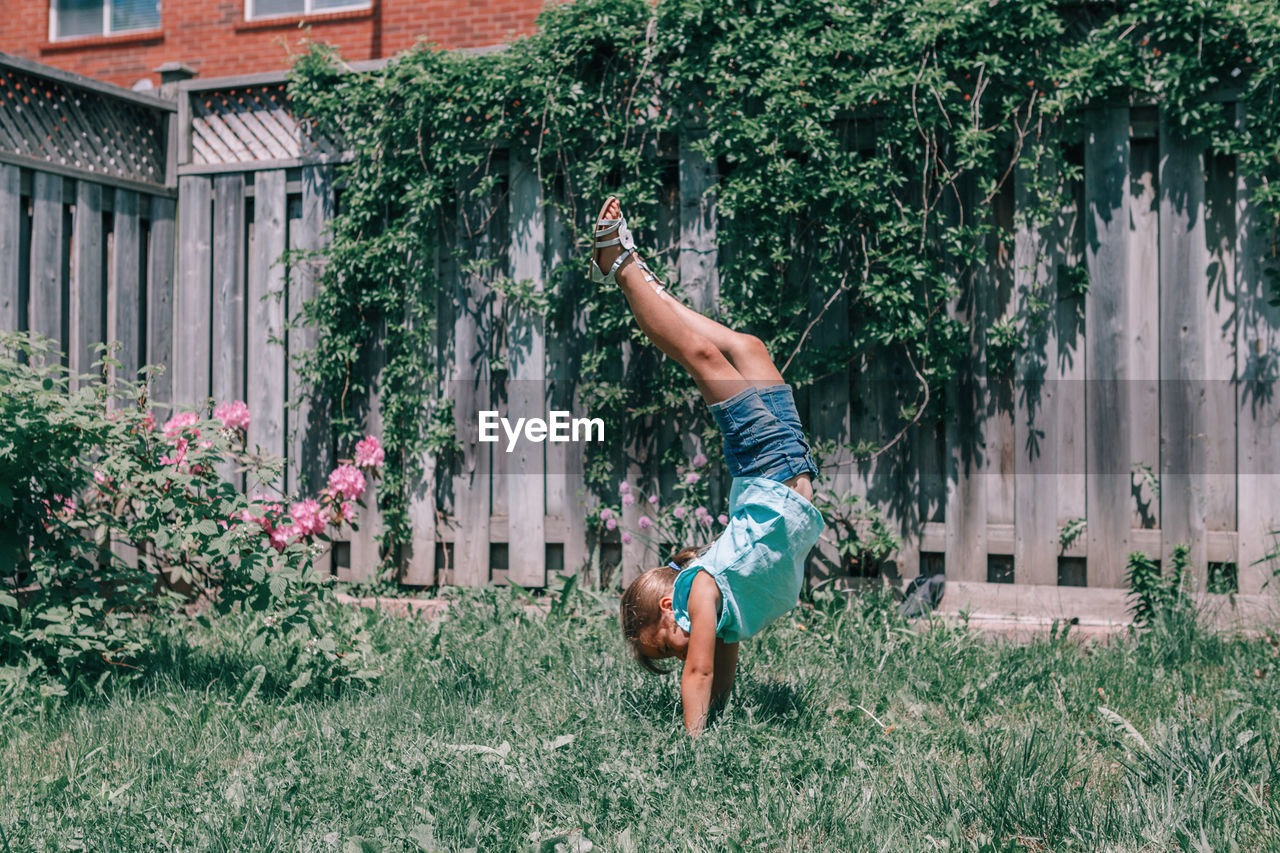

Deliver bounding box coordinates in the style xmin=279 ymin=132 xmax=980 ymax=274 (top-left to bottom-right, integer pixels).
xmin=3 ymin=53 xmax=1280 ymax=621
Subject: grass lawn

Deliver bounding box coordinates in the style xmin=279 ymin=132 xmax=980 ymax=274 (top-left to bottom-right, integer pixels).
xmin=4 ymin=588 xmax=1280 ymax=852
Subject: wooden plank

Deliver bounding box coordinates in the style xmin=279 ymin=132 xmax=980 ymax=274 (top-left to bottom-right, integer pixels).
xmin=400 ymin=234 xmax=437 ymax=587
xmin=506 ymin=153 xmax=547 ymax=587
xmin=450 ymin=174 xmax=493 ymax=586
xmin=70 ymin=181 xmax=104 ymax=388
xmin=944 ymin=174 xmax=988 ymax=584
xmin=288 ymin=166 xmax=334 ymax=494
xmin=986 ymin=179 xmax=1017 ymax=536
xmin=1202 ymin=151 xmax=1239 ymax=542
xmin=147 ymin=196 xmax=176 ymax=418
xmin=110 ymin=189 xmax=141 ymax=385
xmin=1236 ymin=103 xmax=1280 ymax=595
xmin=29 ymin=171 xmax=64 ymax=357
xmin=211 ymin=176 xmax=246 ymax=402
xmin=173 ymin=175 xmax=212 ymax=408
xmin=1125 ymin=139 xmax=1162 ymax=536
xmin=246 ymin=169 xmax=287 ymax=494
xmin=1158 ymin=116 xmax=1212 ymax=585
xmin=543 ymin=187 xmax=590 ymax=577
xmin=347 ymin=320 xmax=386 ymax=581
xmin=1013 ymin=158 xmax=1063 ymax=586
xmin=211 ymin=174 xmax=245 ymax=487
xmin=1083 ymin=107 xmax=1133 ymax=587
xmin=0 ymin=165 xmax=20 ymax=332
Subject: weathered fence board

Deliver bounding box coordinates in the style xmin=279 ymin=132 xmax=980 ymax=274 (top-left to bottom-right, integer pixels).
xmin=0 ymin=165 xmax=17 ymax=333
xmin=1084 ymin=107 xmax=1132 ymax=588
xmin=288 ymin=165 xmax=335 ymax=495
xmin=147 ymin=197 xmax=176 ymax=416
xmin=450 ymin=175 xmax=493 ymax=586
xmin=174 ymin=175 xmax=212 ymax=407
xmin=507 ymin=153 xmax=548 ymax=587
xmin=945 ymin=178 xmax=991 ymax=584
xmin=246 ymin=169 xmax=287 ymax=493
xmin=110 ymin=189 xmax=141 ymax=386
xmin=1235 ymin=105 xmax=1280 ymax=595
xmin=211 ymin=174 xmax=246 ymax=409
xmin=29 ymin=171 xmax=63 ymax=355
xmin=1158 ymin=118 xmax=1212 ymax=584
xmin=1126 ymin=137 xmax=1161 ymax=538
xmin=71 ymin=180 xmax=104 ymax=386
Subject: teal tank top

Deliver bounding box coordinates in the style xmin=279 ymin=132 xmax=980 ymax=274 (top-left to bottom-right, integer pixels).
xmin=671 ymin=476 xmax=825 ymax=643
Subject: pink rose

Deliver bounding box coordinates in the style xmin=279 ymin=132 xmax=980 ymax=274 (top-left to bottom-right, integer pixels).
xmin=600 ymin=508 xmax=613 ymax=521
xmin=648 ymin=495 xmax=658 ymax=505
xmin=684 ymin=472 xmax=700 ymax=485
xmin=718 ymin=514 xmax=729 ymax=525
xmin=621 ymin=532 xmax=632 ymax=544
xmin=163 ymin=412 xmax=199 ymax=440
xmin=638 ymin=516 xmax=652 ymax=529
xmin=622 ymin=493 xmax=635 ymax=507
xmin=618 ymin=481 xmax=631 ymax=495
xmin=672 ymin=506 xmax=686 ymax=519
xmin=692 ymin=452 xmax=708 ymax=467
xmin=214 ymin=400 xmax=251 ymax=431
xmin=327 ymin=464 xmax=366 ymax=501
xmin=291 ymin=499 xmax=325 ymax=536
xmin=354 ymin=435 xmax=384 ymax=470
xmin=605 ymin=517 xmax=617 ymax=530
xmin=694 ymin=506 xmax=709 ymax=518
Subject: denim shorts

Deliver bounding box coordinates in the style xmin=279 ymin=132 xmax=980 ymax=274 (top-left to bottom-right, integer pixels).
xmin=707 ymin=383 xmax=820 ymax=483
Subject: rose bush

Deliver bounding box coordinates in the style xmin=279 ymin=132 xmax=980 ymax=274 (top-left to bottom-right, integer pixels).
xmin=0 ymin=332 xmax=385 ymax=709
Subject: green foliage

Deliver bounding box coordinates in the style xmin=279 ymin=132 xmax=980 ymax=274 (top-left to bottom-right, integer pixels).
xmin=0 ymin=333 xmax=380 ymax=710
xmin=287 ymin=0 xmax=1280 ymax=564
xmin=1126 ymin=545 xmax=1200 ymax=663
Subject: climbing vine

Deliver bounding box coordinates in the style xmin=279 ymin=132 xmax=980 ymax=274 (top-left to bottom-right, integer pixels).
xmin=286 ymin=0 xmax=1280 ymax=568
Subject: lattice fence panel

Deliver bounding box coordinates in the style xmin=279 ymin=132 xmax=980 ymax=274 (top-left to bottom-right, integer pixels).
xmin=190 ymin=83 xmax=341 ymax=167
xmin=0 ymin=66 xmax=167 ymax=185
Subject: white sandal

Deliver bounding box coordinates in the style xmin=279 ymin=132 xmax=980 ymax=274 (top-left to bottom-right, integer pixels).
xmin=589 ymin=197 xmax=657 ymax=286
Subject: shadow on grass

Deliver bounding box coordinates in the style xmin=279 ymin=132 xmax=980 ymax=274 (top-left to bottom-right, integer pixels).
xmin=733 ymin=678 xmax=807 ymax=725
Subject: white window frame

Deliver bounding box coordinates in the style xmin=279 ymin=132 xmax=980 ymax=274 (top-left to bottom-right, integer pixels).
xmin=245 ymin=0 xmax=371 ymax=21
xmin=49 ymin=0 xmax=161 ymax=41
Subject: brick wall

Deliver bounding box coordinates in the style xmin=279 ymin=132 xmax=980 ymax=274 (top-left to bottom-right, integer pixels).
xmin=0 ymin=0 xmax=548 ymax=88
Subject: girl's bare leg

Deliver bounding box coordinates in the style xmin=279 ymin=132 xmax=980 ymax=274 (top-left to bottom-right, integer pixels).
xmin=649 ymin=283 xmax=783 ymax=388
xmin=597 ymin=200 xmax=749 ymax=404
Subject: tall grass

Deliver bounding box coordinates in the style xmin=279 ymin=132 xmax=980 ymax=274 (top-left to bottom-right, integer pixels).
xmin=3 ymin=587 xmax=1279 ymax=851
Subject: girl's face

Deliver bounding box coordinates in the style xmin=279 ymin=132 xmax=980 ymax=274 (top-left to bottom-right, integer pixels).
xmin=638 ymin=600 xmax=690 ymax=662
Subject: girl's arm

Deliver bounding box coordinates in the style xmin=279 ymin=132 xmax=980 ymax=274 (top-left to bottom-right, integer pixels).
xmin=680 ymin=571 xmax=721 ymax=737
xmin=710 ymin=640 xmax=739 ymax=709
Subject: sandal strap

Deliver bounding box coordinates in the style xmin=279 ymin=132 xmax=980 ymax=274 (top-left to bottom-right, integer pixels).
xmin=595 ymin=236 xmax=624 ymax=248
xmin=607 ymin=247 xmax=635 ymax=278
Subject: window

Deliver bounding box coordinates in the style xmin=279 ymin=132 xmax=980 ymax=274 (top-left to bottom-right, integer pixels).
xmin=246 ymin=0 xmax=370 ymax=20
xmin=51 ymin=0 xmax=160 ymax=40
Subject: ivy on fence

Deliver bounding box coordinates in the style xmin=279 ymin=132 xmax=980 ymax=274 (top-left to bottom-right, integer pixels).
xmin=286 ymin=0 xmax=1280 ymax=565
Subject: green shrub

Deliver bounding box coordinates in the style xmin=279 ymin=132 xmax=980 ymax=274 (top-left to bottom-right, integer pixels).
xmin=0 ymin=333 xmax=382 ymax=710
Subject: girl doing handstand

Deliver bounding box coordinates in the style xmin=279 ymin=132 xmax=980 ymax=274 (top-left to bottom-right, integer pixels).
xmin=593 ymin=197 xmax=825 ymax=737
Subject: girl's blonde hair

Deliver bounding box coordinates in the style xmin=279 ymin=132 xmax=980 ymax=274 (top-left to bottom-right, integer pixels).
xmin=619 ymin=545 xmax=703 ymax=674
